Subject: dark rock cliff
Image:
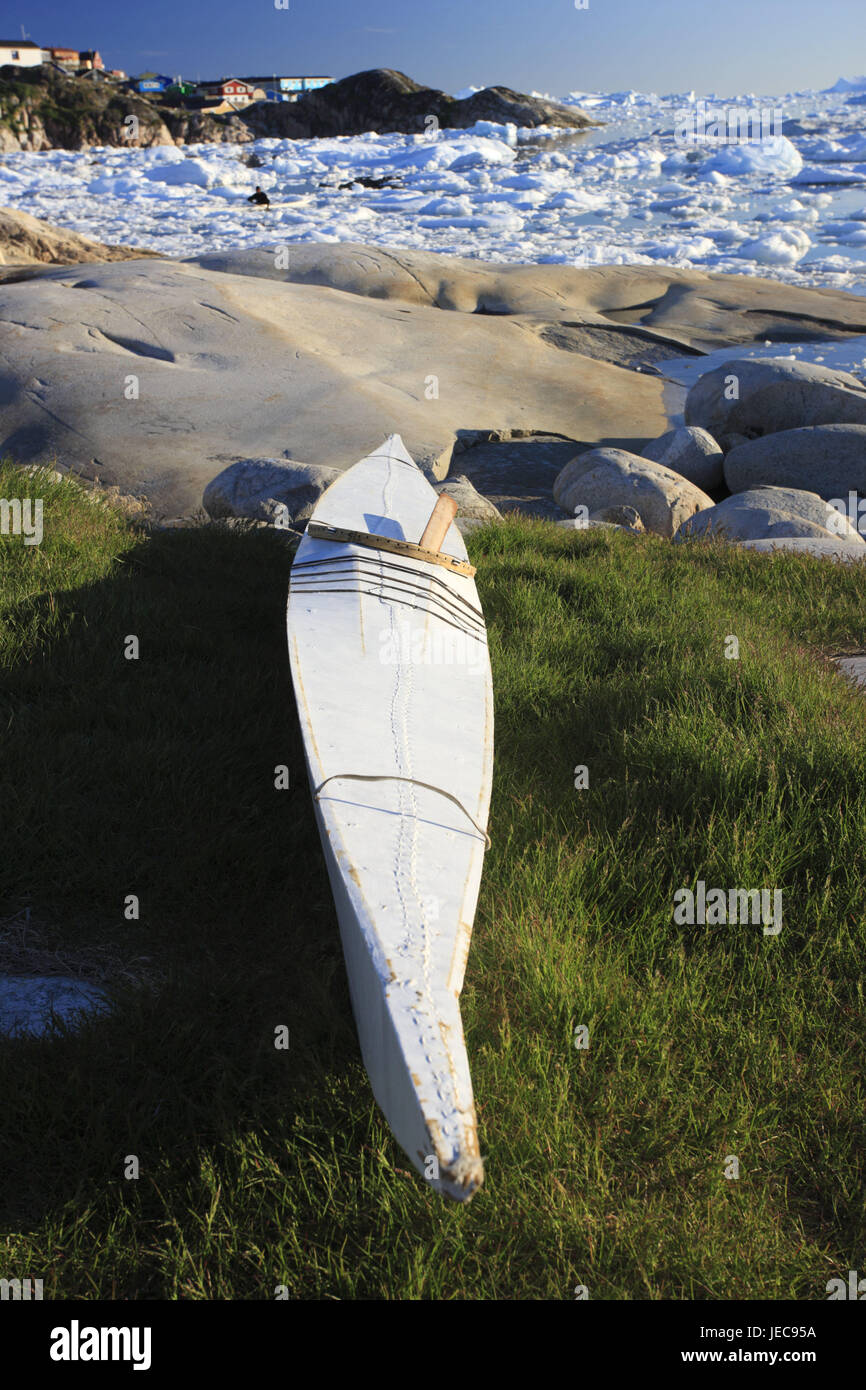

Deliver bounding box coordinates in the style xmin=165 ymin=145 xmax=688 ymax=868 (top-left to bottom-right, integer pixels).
xmin=0 ymin=64 xmax=597 ymax=151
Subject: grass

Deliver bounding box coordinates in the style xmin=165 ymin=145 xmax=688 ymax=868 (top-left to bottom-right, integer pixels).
xmin=1 ymin=458 xmax=864 ymax=1300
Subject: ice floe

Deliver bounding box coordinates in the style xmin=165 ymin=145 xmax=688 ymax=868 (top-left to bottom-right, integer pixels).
xmin=4 ymin=83 xmax=866 ymax=290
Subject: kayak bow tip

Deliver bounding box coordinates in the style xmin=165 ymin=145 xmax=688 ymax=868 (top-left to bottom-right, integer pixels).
xmin=437 ymin=1152 xmax=485 ymax=1203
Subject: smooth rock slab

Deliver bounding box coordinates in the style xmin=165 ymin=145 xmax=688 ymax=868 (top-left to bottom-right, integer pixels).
xmin=187 ymin=243 xmax=866 ymax=349
xmin=0 ymin=256 xmax=665 ymax=518
xmin=723 ymin=425 xmax=866 ymax=500
xmin=0 ymin=975 xmax=110 ymax=1039
xmin=7 ymin=242 xmax=866 ymax=519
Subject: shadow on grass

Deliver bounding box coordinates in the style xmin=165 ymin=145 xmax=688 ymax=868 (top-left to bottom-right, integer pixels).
xmin=2 ymin=512 xmax=865 ymax=1296
xmin=0 ymin=524 xmax=365 ymax=1235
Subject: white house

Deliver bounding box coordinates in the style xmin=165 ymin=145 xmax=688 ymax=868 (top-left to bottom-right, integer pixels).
xmin=0 ymin=39 xmax=43 ymax=68
xmin=241 ymin=74 xmax=335 ymax=102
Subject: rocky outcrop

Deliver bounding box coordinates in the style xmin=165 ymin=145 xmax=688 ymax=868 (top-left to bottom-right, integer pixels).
xmin=675 ymin=486 xmax=865 ymax=545
xmin=723 ymin=425 xmax=866 ymax=499
xmin=641 ymin=426 xmax=724 ymax=491
xmin=242 ymin=69 xmax=598 ymax=140
xmin=0 ymin=64 xmax=595 ymax=153
xmin=554 ymin=448 xmax=713 ymax=537
xmin=5 ymin=238 xmax=866 ymax=521
xmin=684 ymin=358 xmax=866 ymax=447
xmin=157 ymin=106 xmax=253 ymax=146
xmin=0 ymin=206 xmax=159 ymax=272
xmin=0 ymin=64 xmax=175 ymax=151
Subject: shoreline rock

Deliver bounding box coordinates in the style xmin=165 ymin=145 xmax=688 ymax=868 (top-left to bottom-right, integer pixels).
xmin=675 ymin=486 xmax=866 ymax=545
xmin=736 ymin=537 xmax=866 ymax=562
xmin=685 ymin=357 xmax=866 ymax=446
xmin=723 ymin=425 xmax=866 ymax=499
xmin=0 ymin=64 xmax=181 ymax=152
xmin=0 ymin=205 xmax=160 ymax=275
xmin=0 ymin=64 xmax=597 ymax=153
xmin=554 ymin=447 xmax=714 ymax=537
xmin=259 ymin=69 xmax=599 ymax=139
xmin=641 ymin=426 xmax=724 ymax=492
xmin=4 ymin=232 xmax=866 ymax=524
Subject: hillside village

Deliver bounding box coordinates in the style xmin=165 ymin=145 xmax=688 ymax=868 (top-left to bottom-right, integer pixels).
xmin=0 ymin=51 xmax=594 ymax=152
xmin=0 ymin=37 xmax=334 ymax=113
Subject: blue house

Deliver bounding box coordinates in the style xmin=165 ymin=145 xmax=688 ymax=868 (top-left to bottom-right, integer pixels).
xmin=136 ymin=73 xmax=172 ymax=93
xmin=241 ymin=74 xmax=335 ymax=103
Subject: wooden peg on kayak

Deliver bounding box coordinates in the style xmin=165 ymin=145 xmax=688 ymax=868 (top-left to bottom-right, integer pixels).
xmin=419 ymin=494 xmax=458 ymax=554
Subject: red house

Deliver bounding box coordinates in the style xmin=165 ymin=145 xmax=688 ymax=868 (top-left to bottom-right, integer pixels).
xmin=203 ymin=78 xmax=261 ymax=107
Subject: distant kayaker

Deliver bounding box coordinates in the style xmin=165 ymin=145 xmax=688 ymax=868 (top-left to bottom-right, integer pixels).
xmin=248 ymin=186 xmax=270 ymax=208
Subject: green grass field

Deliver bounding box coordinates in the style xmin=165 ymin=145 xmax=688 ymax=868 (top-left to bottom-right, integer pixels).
xmin=1 ymin=459 xmax=864 ymax=1299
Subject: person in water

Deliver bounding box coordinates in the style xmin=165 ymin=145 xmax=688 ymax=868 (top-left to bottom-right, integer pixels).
xmin=248 ymin=186 xmax=270 ymax=207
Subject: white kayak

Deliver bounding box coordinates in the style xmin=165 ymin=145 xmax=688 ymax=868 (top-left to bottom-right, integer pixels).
xmin=286 ymin=435 xmax=494 ymax=1201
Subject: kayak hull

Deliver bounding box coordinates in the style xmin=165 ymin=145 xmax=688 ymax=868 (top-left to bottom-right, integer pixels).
xmin=287 ymin=435 xmax=493 ymax=1200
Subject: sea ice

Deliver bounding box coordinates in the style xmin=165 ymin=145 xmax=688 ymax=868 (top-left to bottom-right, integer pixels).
xmin=698 ymin=135 xmax=803 ymax=179
xmin=738 ymin=227 xmax=812 ymax=265
xmin=143 ymin=158 xmax=215 ymax=187
xmin=793 ymin=164 xmax=866 ymax=184
xmin=3 ymin=83 xmax=866 ymax=290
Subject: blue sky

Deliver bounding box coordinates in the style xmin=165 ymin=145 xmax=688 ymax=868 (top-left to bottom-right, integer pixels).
xmin=9 ymin=0 xmax=863 ymax=96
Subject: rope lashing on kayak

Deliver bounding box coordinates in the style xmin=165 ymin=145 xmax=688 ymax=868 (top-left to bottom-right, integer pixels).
xmin=292 ymin=551 xmax=485 ymax=621
xmin=314 ymin=773 xmax=491 ymax=849
xmin=289 ymin=580 xmax=487 ymax=643
xmin=289 ymin=585 xmax=488 ymax=643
